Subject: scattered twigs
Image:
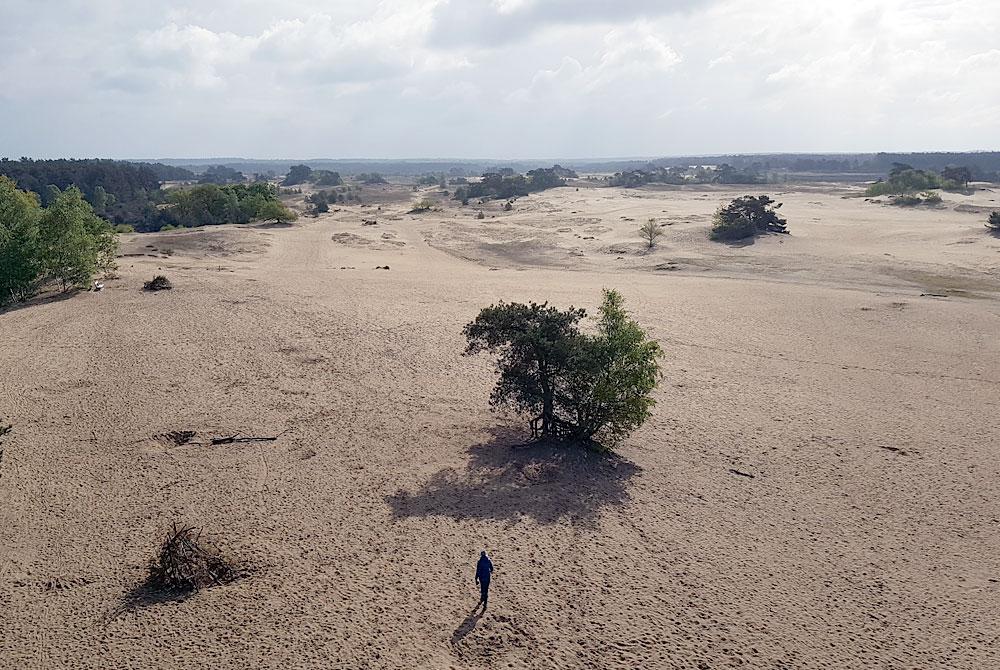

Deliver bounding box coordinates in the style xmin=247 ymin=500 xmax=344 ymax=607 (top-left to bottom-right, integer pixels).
xmin=147 ymin=523 xmax=239 ymax=593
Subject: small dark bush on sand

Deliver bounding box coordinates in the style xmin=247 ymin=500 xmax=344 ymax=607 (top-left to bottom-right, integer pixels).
xmin=143 ymin=275 xmax=172 ymax=291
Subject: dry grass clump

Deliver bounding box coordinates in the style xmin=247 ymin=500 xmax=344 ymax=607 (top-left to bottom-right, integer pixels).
xmin=147 ymin=523 xmax=239 ymax=593
xmin=143 ymin=275 xmax=173 ymax=291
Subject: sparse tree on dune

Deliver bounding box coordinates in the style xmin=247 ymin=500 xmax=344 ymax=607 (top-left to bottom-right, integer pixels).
xmin=709 ymin=195 xmax=787 ymax=241
xmin=38 ymin=187 xmax=112 ymax=291
xmin=464 ymin=289 xmax=662 ymax=450
xmin=639 ymin=218 xmax=663 ymax=249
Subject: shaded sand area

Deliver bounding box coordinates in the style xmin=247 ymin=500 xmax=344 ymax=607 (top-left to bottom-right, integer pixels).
xmin=1 ymin=183 xmax=999 ymax=669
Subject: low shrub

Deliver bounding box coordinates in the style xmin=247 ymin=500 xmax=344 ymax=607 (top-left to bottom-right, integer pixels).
xmin=143 ymin=275 xmax=172 ymax=291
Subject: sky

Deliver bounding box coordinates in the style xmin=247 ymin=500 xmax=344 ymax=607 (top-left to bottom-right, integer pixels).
xmin=1 ymin=0 xmax=998 ymax=159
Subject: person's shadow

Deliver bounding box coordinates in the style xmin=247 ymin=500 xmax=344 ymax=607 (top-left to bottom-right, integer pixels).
xmin=450 ymin=605 xmax=484 ymax=645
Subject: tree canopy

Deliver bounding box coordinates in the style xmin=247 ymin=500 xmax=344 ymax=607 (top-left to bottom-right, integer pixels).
xmin=0 ymin=177 xmax=42 ymax=304
xmin=709 ymin=195 xmax=788 ymax=241
xmin=464 ymin=290 xmax=662 ymax=449
xmin=0 ymin=178 xmax=118 ymax=306
xmin=282 ymin=164 xmax=313 ymax=186
xmin=167 ymin=183 xmax=295 ymax=227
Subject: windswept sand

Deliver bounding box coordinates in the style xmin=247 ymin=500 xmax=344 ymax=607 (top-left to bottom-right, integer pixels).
xmin=1 ymin=183 xmax=999 ymax=669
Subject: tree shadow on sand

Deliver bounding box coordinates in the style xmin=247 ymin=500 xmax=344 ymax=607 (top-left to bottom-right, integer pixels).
xmin=386 ymin=427 xmax=641 ymax=526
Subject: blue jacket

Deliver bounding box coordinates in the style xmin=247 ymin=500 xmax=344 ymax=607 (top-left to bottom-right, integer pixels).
xmin=476 ymin=555 xmax=493 ymax=583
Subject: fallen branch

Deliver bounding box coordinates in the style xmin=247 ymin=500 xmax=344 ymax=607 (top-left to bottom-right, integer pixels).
xmin=211 ymin=435 xmax=278 ymax=445
xmin=210 ymin=430 xmax=286 ymax=446
xmin=729 ymin=468 xmax=755 ymax=479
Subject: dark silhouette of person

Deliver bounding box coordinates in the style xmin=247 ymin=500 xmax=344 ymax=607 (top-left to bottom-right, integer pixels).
xmin=475 ymin=550 xmax=494 ymax=608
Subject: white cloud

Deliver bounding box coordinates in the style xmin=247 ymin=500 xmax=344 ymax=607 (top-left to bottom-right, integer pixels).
xmin=0 ymin=0 xmax=998 ymax=157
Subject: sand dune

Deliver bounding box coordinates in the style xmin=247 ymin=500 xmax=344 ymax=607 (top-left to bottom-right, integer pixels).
xmin=1 ymin=183 xmax=998 ymax=669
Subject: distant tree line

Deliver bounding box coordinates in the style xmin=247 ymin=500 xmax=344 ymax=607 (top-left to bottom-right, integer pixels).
xmin=1 ymin=177 xmax=118 ymax=308
xmin=453 ymin=167 xmax=568 ymax=203
xmin=606 ymin=163 xmax=763 ymax=188
xmin=0 ymin=158 xmax=170 ymax=227
xmin=198 ymin=165 xmax=245 ymax=185
xmin=597 ymin=153 xmax=1000 ymax=182
xmin=280 ymin=164 xmax=344 ymax=188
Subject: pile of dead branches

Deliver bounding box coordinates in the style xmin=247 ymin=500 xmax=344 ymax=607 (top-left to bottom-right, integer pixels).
xmin=147 ymin=523 xmax=239 ymax=593
xmin=143 ymin=275 xmax=172 ymax=291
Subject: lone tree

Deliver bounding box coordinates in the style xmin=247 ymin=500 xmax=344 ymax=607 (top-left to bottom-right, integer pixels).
xmin=941 ymin=166 xmax=972 ymax=189
xmin=639 ymin=218 xmax=663 ymax=248
xmin=988 ymin=211 xmax=1000 ymax=231
xmin=255 ymin=199 xmax=297 ymax=224
xmin=464 ymin=289 xmax=662 ymax=450
xmin=281 ymin=164 xmax=313 ymax=186
xmin=709 ymin=195 xmax=788 ymax=241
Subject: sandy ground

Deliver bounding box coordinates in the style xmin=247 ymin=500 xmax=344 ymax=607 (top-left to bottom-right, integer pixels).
xmin=1 ymin=182 xmax=998 ymax=669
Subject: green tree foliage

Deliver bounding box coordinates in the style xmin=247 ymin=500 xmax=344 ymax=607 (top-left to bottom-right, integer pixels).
xmin=38 ymin=187 xmax=116 ymax=291
xmin=464 ymin=290 xmax=662 ymax=449
xmin=866 ymin=167 xmax=958 ymax=196
xmin=560 ymin=290 xmax=663 ymax=446
xmin=282 ymin=164 xmax=313 ymax=186
xmin=166 ymin=183 xmax=294 ymax=228
xmin=987 ymin=211 xmax=1000 ymax=231
xmin=255 ymin=199 xmax=297 ymax=224
xmin=639 ymin=218 xmax=663 ymax=248
xmin=710 ymin=195 xmax=788 ymax=241
xmin=941 ymin=166 xmax=972 ymax=188
xmin=0 ymin=177 xmax=42 ymax=305
xmin=169 ymin=185 xmax=240 ymax=227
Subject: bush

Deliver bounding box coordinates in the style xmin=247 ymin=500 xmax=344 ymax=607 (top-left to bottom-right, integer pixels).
xmin=889 ymin=191 xmax=941 ymax=207
xmin=409 ymin=199 xmax=434 ymax=213
xmin=114 ymin=224 xmax=135 ymax=234
xmin=143 ymin=275 xmax=172 ymax=291
xmin=987 ymin=211 xmax=1000 ymax=231
xmin=709 ymin=195 xmax=787 ymax=241
xmin=464 ymin=290 xmax=662 ymax=449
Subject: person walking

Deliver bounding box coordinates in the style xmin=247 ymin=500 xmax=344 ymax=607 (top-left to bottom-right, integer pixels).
xmin=475 ymin=550 xmax=494 ymax=609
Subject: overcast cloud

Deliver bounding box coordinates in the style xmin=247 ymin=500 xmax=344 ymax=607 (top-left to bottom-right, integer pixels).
xmin=1 ymin=0 xmax=997 ymax=158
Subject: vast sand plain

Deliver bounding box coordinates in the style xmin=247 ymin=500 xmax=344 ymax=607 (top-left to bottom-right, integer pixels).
xmin=1 ymin=182 xmax=999 ymax=669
